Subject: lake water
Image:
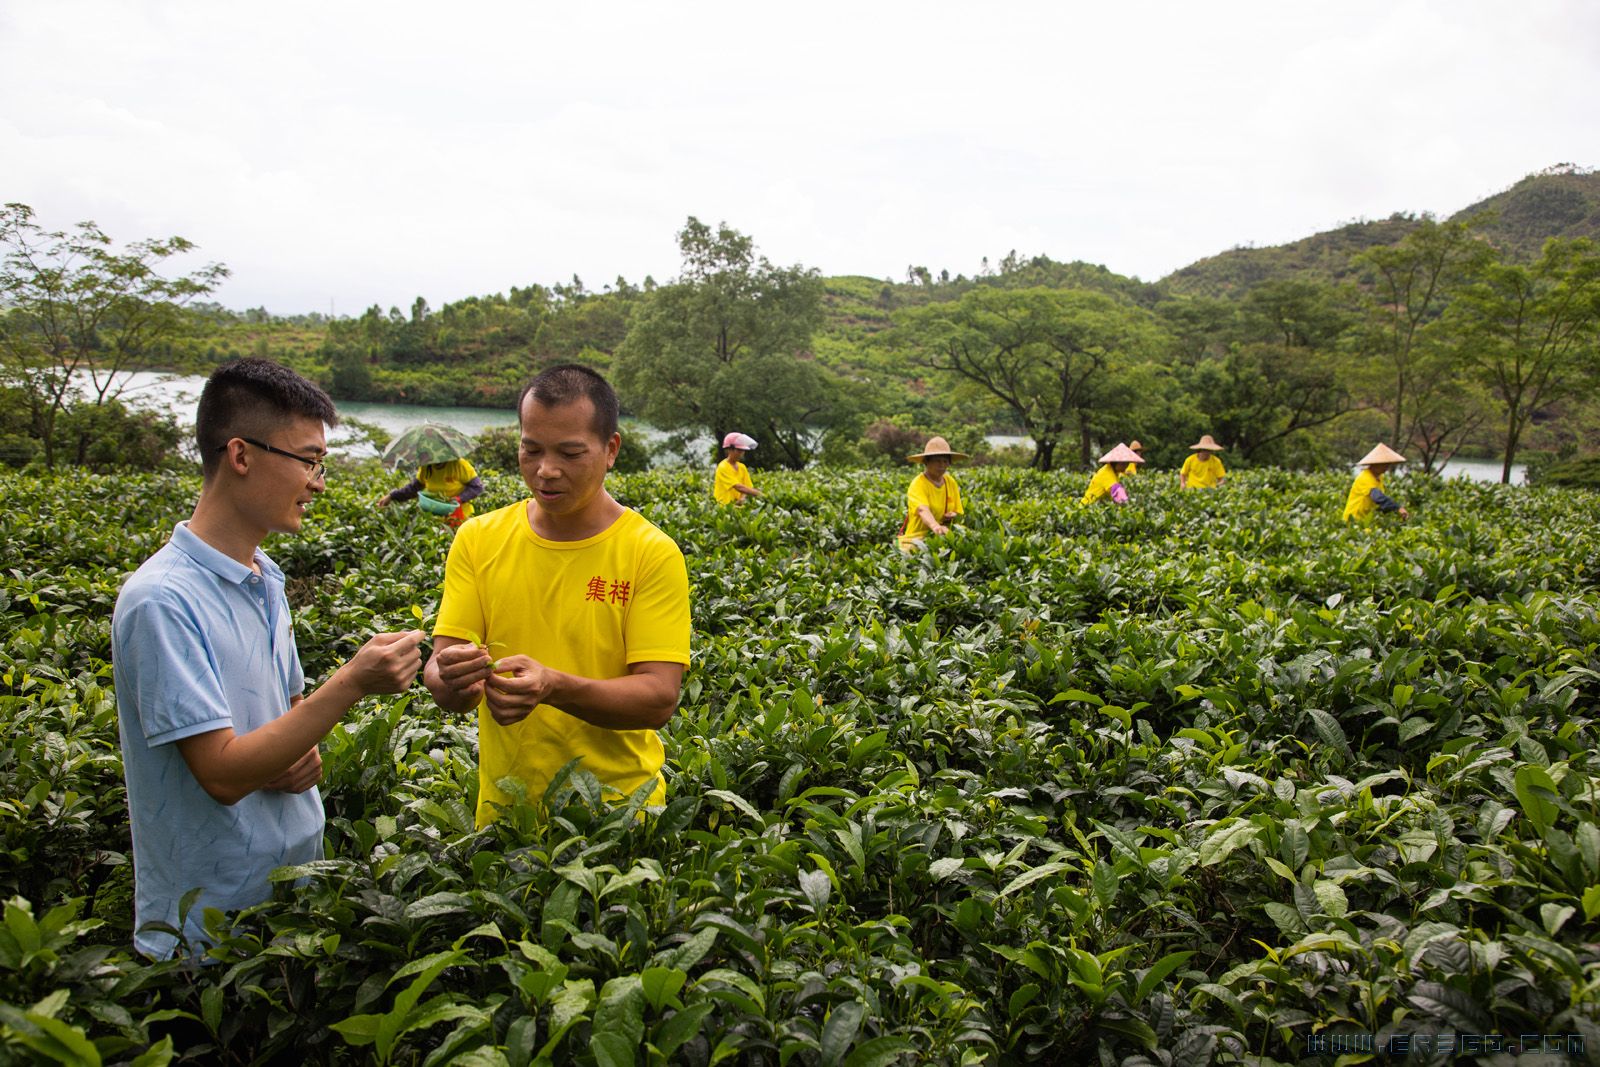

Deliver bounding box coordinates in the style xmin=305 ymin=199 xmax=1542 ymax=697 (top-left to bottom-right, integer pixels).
xmin=94 ymin=371 xmax=683 ymax=459
xmin=97 ymin=372 xmax=1526 ymax=482
xmin=1420 ymin=457 xmax=1526 ymax=484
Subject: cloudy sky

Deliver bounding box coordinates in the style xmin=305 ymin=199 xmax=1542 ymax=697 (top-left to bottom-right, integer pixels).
xmin=4 ymin=1 xmax=1596 ymax=315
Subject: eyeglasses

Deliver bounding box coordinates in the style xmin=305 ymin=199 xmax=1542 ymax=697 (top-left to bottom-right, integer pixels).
xmin=218 ymin=437 xmax=328 ymax=480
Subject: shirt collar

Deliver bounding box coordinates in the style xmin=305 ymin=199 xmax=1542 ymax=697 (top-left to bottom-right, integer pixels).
xmin=169 ymin=522 xmax=283 ymax=585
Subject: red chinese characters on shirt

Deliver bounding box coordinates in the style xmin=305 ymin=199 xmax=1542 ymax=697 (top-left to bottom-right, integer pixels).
xmin=584 ymin=576 xmax=631 ymax=605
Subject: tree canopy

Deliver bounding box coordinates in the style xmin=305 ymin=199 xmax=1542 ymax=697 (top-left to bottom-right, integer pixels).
xmin=0 ymin=202 xmax=226 ymax=467
xmin=613 ymin=218 xmax=834 ymax=468
xmin=1448 ymin=237 xmax=1600 ymax=481
xmin=891 ymin=287 xmax=1164 ymax=471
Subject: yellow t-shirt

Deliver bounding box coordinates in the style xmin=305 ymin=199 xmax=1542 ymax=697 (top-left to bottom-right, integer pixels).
xmin=1081 ymin=464 xmax=1121 ymax=505
xmin=419 ymin=458 xmax=479 ymax=520
xmin=1343 ymin=469 xmax=1384 ymax=522
xmin=713 ymin=459 xmax=753 ymax=505
xmin=898 ymin=473 xmax=962 ymax=550
xmin=435 ymin=503 xmax=692 ymax=824
xmin=1180 ymin=453 xmax=1225 ymax=489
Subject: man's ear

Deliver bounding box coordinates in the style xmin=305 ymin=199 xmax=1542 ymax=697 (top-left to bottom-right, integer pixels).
xmin=219 ymin=438 xmax=251 ymax=476
xmin=607 ymin=432 xmax=621 ymax=470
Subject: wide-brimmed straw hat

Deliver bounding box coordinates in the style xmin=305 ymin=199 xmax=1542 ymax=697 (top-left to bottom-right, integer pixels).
xmin=906 ymin=436 xmax=969 ymax=463
xmin=1098 ymin=443 xmax=1145 ymax=465
xmin=1128 ymin=439 xmax=1145 ymax=451
xmin=1357 ymin=443 xmax=1406 ymax=466
xmin=1190 ymin=434 xmax=1225 ymax=452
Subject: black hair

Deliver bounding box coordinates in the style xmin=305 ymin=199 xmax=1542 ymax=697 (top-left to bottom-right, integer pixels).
xmin=518 ymin=364 xmax=619 ymax=440
xmin=196 ymin=357 xmax=338 ymax=477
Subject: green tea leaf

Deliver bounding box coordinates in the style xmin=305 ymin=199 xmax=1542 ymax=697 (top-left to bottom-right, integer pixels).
xmin=1000 ymin=861 xmax=1072 ymax=897
xmin=1513 ymin=764 xmax=1561 ymax=837
xmin=819 ymin=1001 xmax=865 ymax=1067
xmin=1199 ymin=818 xmax=1262 ymax=867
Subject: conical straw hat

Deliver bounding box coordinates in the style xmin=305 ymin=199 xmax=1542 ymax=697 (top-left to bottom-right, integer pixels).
xmin=1189 ymin=434 xmax=1224 ymax=451
xmin=1357 ymin=443 xmax=1406 ymax=466
xmin=906 ymin=436 xmax=970 ymax=463
xmin=1098 ymin=443 xmax=1145 ymax=465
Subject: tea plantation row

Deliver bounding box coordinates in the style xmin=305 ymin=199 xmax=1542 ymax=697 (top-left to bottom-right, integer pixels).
xmin=3 ymin=466 xmax=1599 ymax=1065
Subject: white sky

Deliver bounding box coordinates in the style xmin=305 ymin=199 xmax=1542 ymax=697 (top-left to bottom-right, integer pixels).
xmin=4 ymin=0 xmax=1597 ymax=315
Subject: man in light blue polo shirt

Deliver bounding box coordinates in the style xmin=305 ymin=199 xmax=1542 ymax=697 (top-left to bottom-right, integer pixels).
xmin=113 ymin=358 xmax=424 ymax=959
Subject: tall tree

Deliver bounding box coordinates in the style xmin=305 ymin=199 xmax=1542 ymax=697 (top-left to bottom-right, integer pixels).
xmin=1352 ymin=217 xmax=1491 ymax=443
xmin=0 ymin=203 xmax=227 ymax=467
xmin=892 ymin=286 xmax=1162 ymax=470
xmin=1187 ymin=342 xmax=1354 ymax=463
xmin=1164 ymin=280 xmax=1360 ymax=464
xmin=1403 ymin=354 xmax=1493 ymax=476
xmin=1447 ymin=237 xmax=1600 ymax=482
xmin=613 ymin=218 xmax=830 ymax=468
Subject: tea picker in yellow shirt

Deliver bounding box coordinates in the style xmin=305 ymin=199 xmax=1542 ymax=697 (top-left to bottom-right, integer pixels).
xmin=1081 ymin=443 xmax=1144 ymax=505
xmin=424 ymin=366 xmax=691 ymax=825
xmin=1180 ymin=435 xmax=1227 ymax=489
xmin=897 ymin=436 xmax=966 ymax=552
xmin=714 ymin=432 xmax=762 ymax=505
xmin=376 ymin=423 xmax=485 ymax=527
xmin=1343 ymin=443 xmax=1410 ymax=523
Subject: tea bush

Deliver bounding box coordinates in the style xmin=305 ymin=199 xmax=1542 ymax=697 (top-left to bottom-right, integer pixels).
xmin=2 ymin=466 xmax=1598 ymax=1064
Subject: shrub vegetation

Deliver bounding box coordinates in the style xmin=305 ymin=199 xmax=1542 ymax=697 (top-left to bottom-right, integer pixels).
xmin=2 ymin=466 xmax=1599 ymax=1063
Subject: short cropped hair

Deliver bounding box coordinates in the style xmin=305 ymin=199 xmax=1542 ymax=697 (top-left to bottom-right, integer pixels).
xmin=196 ymin=358 xmax=338 ymax=477
xmin=518 ymin=364 xmax=619 ymax=440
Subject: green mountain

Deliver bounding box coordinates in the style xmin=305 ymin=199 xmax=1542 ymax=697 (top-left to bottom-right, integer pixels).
xmin=1160 ymin=164 xmax=1600 ymax=299
xmin=1451 ymin=164 xmax=1600 ymax=255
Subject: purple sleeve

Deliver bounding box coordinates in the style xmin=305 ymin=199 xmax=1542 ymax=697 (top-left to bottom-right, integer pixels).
xmin=387 ymin=478 xmax=424 ymax=503
xmin=1368 ymin=487 xmax=1400 ymax=512
xmin=455 ymin=477 xmax=485 ymax=504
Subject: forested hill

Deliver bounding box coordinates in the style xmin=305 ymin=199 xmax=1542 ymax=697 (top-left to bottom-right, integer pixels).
xmin=1450 ymin=165 xmax=1600 ymax=255
xmin=159 ymin=164 xmax=1599 ymax=426
xmin=1160 ymin=164 xmax=1600 ymax=298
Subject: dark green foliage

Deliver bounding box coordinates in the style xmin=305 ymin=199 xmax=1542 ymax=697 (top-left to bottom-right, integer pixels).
xmin=1536 ymin=455 xmax=1600 ymax=490
xmin=614 ymin=218 xmax=840 ymax=470
xmin=0 ymin=387 xmax=183 ymax=471
xmin=473 ymin=426 xmax=520 ymax=476
xmin=4 ymin=466 xmax=1600 ymax=1063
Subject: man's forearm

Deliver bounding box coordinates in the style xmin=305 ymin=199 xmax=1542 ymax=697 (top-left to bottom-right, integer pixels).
xmin=545 ymin=669 xmax=680 ymax=731
xmin=179 ymin=670 xmax=365 ymax=805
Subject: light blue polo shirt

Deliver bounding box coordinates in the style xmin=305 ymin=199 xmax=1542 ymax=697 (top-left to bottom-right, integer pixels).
xmin=112 ymin=522 xmax=320 ymax=959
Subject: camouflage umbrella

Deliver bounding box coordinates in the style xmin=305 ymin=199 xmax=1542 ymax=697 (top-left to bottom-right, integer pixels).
xmin=381 ymin=423 xmax=477 ymax=471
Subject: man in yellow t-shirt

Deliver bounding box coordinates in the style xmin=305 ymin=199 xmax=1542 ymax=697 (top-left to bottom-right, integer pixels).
xmin=1179 ymin=435 xmax=1226 ymax=489
xmin=714 ymin=432 xmax=762 ymax=505
xmin=897 ymin=435 xmax=966 ymax=552
xmin=1081 ymin=443 xmax=1144 ymax=505
xmin=424 ymin=366 xmax=691 ymax=825
xmin=1343 ymin=443 xmax=1410 ymax=522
